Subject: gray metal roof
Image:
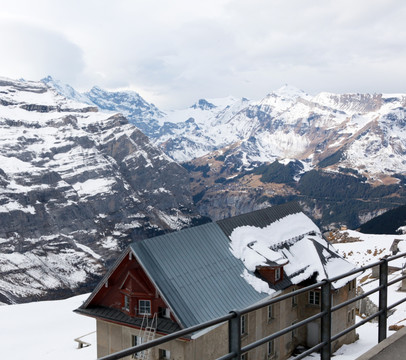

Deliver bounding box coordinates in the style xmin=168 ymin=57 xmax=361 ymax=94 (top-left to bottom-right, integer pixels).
xmin=217 ymin=202 xmax=302 ymax=237
xmin=130 ymin=222 xmax=268 ymax=328
xmin=78 ymin=202 xmax=354 ymax=331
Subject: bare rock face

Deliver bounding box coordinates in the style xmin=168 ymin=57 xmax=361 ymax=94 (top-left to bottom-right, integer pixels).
xmin=0 ymin=77 xmax=203 ymax=304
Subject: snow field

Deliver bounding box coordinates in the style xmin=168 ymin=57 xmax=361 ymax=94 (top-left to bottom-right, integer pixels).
xmin=0 ymin=294 xmax=96 ymax=360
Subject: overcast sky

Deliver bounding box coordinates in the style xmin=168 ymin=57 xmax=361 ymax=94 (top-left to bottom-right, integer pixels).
xmin=0 ymin=0 xmax=405 ymax=109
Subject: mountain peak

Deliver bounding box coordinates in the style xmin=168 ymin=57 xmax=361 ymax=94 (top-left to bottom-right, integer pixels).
xmin=41 ymin=75 xmax=54 ymax=83
xmin=273 ymin=84 xmax=307 ymax=99
xmin=190 ymin=99 xmax=217 ymax=110
xmin=41 ymin=76 xmax=93 ymax=105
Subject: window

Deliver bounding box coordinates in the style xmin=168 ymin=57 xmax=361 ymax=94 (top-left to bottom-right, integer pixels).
xmin=131 ymin=335 xmax=142 ymax=359
xmin=309 ymin=291 xmax=320 ymax=305
xmin=267 ymin=340 xmax=274 ymax=357
xmin=124 ymin=295 xmax=130 ymax=311
xmin=291 ymin=321 xmax=297 ymax=340
xmin=158 ymin=307 xmax=170 ymax=318
xmin=348 ymin=279 xmax=356 ymax=291
xmin=241 ymin=353 xmax=248 ymax=360
xmin=159 ymin=349 xmax=171 ymax=359
xmin=139 ymin=300 xmax=151 ymax=315
xmin=132 ymin=335 xmax=138 ymax=347
xmin=275 ymin=267 xmax=281 ymax=281
xmin=291 ymin=288 xmax=297 ymax=307
xmin=349 ymin=308 xmax=355 ymax=323
xmin=267 ymin=305 xmax=273 ymax=321
xmin=241 ymin=314 xmax=247 ymax=335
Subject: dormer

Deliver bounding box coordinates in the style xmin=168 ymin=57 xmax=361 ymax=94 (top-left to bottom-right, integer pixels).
xmin=256 ymin=264 xmax=284 ymax=285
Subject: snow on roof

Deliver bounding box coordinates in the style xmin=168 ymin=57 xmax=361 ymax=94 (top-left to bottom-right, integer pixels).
xmin=229 ymin=212 xmax=357 ymax=291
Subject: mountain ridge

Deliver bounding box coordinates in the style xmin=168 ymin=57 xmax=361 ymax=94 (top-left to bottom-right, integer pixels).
xmin=42 ymin=76 xmax=406 ymax=229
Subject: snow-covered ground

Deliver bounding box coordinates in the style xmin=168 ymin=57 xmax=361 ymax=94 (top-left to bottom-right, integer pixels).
xmin=295 ymin=318 xmax=380 ymax=360
xmin=333 ymin=230 xmax=406 ymax=330
xmin=0 ymin=294 xmax=96 ymax=360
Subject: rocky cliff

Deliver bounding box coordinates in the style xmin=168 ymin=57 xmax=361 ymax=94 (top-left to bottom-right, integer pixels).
xmin=0 ymin=77 xmax=203 ymax=304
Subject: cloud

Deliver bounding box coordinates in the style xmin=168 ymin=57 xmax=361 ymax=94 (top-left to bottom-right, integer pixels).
xmin=0 ymin=19 xmax=85 ymax=85
xmin=0 ymin=0 xmax=406 ymax=108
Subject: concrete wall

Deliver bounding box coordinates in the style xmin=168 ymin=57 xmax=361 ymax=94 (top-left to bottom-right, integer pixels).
xmin=97 ymin=319 xmax=190 ymax=360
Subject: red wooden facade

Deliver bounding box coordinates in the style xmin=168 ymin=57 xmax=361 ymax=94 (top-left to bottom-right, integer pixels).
xmin=256 ymin=265 xmax=284 ymax=284
xmin=88 ymin=251 xmax=174 ymax=322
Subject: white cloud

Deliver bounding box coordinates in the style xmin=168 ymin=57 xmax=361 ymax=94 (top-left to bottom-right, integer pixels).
xmin=0 ymin=19 xmax=85 ymax=85
xmin=0 ymin=0 xmax=405 ymax=109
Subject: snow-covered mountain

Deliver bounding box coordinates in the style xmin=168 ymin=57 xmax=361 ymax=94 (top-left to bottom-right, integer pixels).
xmin=42 ymin=76 xmax=164 ymax=137
xmin=43 ymin=78 xmax=406 ymax=179
xmin=154 ymin=86 xmax=406 ymax=180
xmin=0 ymin=77 xmax=203 ymax=304
xmin=42 ymin=78 xmax=406 ymax=229
xmin=175 ymin=87 xmax=406 ymax=228
xmin=156 ymin=96 xmax=251 ymax=162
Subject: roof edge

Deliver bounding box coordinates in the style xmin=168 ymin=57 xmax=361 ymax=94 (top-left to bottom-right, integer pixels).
xmin=129 ymin=243 xmax=186 ymax=329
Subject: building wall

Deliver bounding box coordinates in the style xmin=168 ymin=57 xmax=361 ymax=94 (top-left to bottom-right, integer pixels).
xmin=96 ymin=282 xmax=357 ymax=360
xmin=296 ymin=281 xmax=358 ymax=353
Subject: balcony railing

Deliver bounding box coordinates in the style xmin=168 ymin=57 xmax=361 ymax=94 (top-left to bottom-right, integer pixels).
xmin=98 ymin=251 xmax=406 ymax=360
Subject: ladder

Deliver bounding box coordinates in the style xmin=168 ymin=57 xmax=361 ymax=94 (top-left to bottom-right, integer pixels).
xmin=137 ymin=313 xmax=158 ymax=360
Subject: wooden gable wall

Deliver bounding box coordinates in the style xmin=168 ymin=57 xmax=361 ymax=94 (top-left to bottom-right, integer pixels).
xmin=88 ymin=251 xmax=169 ymax=318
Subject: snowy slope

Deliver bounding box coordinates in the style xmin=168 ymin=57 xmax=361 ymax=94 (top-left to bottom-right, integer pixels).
xmin=332 ymin=230 xmax=406 ymax=330
xmin=0 ymin=77 xmax=201 ymax=304
xmin=0 ymin=293 xmax=96 ymax=360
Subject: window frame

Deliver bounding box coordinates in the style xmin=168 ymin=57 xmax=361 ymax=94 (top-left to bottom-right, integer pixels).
xmin=159 ymin=348 xmax=171 ymax=360
xmin=131 ymin=335 xmax=142 ymax=359
xmin=267 ymin=339 xmax=274 ymax=357
xmin=291 ymin=321 xmax=297 ymax=340
xmin=123 ymin=295 xmax=130 ymax=311
xmin=275 ymin=267 xmax=281 ymax=281
xmin=138 ymin=299 xmax=152 ymax=315
xmin=291 ymin=288 xmax=297 ymax=307
xmin=309 ymin=290 xmax=320 ymax=305
xmin=241 ymin=314 xmax=247 ymax=335
xmin=267 ymin=304 xmax=273 ymax=321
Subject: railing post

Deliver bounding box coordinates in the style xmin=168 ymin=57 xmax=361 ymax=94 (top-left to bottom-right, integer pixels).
xmin=378 ymin=259 xmax=388 ymax=342
xmin=229 ymin=310 xmax=242 ymax=360
xmin=321 ymin=280 xmax=332 ymax=360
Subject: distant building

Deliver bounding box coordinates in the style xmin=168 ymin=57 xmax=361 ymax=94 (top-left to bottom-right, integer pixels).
xmin=76 ymin=202 xmax=358 ymax=359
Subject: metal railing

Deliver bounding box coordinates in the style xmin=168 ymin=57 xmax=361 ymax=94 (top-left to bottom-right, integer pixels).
xmin=98 ymin=251 xmax=406 ymax=360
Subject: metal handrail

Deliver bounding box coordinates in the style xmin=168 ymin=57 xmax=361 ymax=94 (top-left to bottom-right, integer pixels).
xmin=98 ymin=251 xmax=406 ymax=360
